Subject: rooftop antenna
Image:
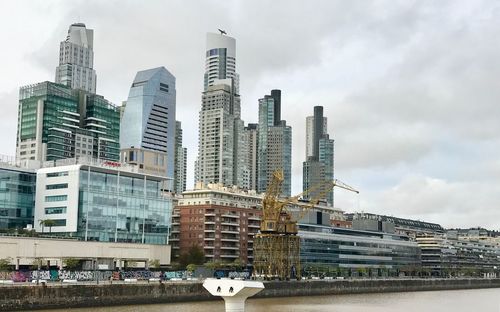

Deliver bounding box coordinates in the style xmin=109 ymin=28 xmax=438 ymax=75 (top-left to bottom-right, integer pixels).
xmin=218 ymin=28 xmax=227 ymax=35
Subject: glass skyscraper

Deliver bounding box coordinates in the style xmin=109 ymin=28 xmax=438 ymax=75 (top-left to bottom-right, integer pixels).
xmin=16 ymin=82 xmax=120 ymax=162
xmin=120 ymin=67 xmax=176 ymax=178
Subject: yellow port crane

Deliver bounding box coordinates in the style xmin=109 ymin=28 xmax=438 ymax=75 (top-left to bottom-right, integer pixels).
xmin=253 ymin=169 xmax=359 ymax=280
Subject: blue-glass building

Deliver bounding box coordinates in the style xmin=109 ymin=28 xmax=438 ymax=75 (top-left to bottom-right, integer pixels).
xmin=120 ymin=67 xmax=176 ymax=178
xmin=0 ymin=164 xmax=36 ymax=230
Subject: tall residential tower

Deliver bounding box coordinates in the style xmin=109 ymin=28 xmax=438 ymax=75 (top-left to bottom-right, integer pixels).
xmin=55 ymin=23 xmax=97 ymax=94
xmin=303 ymin=106 xmax=334 ymax=205
xmin=196 ymin=32 xmax=245 ymax=188
xmin=257 ymin=90 xmax=292 ymax=197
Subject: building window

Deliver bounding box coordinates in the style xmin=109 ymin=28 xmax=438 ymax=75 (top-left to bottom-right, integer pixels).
xmin=45 ymin=195 xmax=68 ymax=202
xmin=46 ymin=183 xmax=68 ymax=190
xmin=45 ymin=207 xmax=67 ymax=214
xmin=46 ymin=171 xmax=69 ymax=178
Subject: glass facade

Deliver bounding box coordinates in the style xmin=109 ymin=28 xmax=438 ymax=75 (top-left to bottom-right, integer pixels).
xmin=17 ymin=81 xmax=120 ymax=162
xmin=299 ymin=224 xmax=421 ymax=270
xmin=77 ymin=168 xmax=171 ymax=244
xmin=0 ymin=168 xmax=36 ymax=230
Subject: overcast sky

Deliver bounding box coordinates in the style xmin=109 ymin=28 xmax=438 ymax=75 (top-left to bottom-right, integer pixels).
xmin=1 ymin=0 xmax=499 ymax=229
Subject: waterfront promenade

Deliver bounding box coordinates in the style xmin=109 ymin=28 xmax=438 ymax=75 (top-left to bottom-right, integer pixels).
xmin=1 ymin=278 xmax=499 ymax=311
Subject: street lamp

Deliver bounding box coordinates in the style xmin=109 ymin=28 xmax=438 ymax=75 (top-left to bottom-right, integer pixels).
xmin=34 ymin=242 xmax=39 ymax=285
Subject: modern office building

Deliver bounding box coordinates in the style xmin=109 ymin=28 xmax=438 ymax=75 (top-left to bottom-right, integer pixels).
xmin=0 ymin=156 xmax=36 ymax=230
xmin=120 ymin=67 xmax=176 ymax=179
xmin=174 ymin=121 xmax=187 ymax=194
xmin=16 ymin=81 xmax=120 ymax=162
xmin=171 ymin=184 xmax=262 ymax=263
xmin=196 ymin=32 xmax=246 ymax=189
xmin=33 ymin=157 xmax=173 ymax=245
xmin=299 ymin=224 xmax=422 ymax=275
xmin=55 ymin=23 xmax=97 ymax=94
xmin=257 ymin=90 xmax=292 ymax=196
xmin=303 ymin=106 xmax=334 ymax=205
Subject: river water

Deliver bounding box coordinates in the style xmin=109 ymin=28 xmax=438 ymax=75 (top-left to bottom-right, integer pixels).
xmin=40 ymin=288 xmax=500 ymax=312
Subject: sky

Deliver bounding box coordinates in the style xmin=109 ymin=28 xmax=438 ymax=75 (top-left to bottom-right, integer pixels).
xmin=0 ymin=0 xmax=499 ymax=229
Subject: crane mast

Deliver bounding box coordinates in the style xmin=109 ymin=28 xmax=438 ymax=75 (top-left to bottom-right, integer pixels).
xmin=253 ymin=169 xmax=359 ymax=280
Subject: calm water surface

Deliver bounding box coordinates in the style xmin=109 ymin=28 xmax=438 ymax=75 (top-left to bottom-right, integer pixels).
xmin=40 ymin=288 xmax=500 ymax=312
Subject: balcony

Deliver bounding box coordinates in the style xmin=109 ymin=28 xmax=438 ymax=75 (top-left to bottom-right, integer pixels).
xmin=222 ymin=214 xmax=239 ymax=219
xmin=248 ymin=216 xmax=260 ymax=221
xmin=220 ymin=254 xmax=239 ymax=259
xmin=221 ymin=230 xmax=239 ymax=234
xmin=221 ymin=238 xmax=239 ymax=242
xmin=221 ymin=246 xmax=240 ymax=250
xmin=204 ymin=229 xmax=215 ymax=233
xmin=205 ymin=213 xmax=216 ymax=217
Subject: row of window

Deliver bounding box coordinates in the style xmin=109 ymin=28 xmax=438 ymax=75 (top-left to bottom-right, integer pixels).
xmin=45 ymin=195 xmax=68 ymax=202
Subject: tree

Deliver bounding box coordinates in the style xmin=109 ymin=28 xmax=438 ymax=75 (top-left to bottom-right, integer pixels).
xmin=38 ymin=219 xmax=45 ymax=233
xmin=63 ymin=258 xmax=81 ymax=270
xmin=43 ymin=219 xmax=56 ymax=234
xmin=186 ymin=264 xmax=197 ymax=272
xmin=149 ymin=259 xmax=160 ymax=269
xmin=0 ymin=257 xmax=12 ymax=271
xmin=179 ymin=245 xmax=205 ymax=268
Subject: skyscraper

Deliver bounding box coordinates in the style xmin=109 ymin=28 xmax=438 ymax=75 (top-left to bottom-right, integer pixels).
xmin=196 ymin=32 xmax=245 ymax=188
xmin=120 ymin=67 xmax=176 ymax=178
xmin=174 ymin=121 xmax=187 ymax=194
xmin=305 ymin=116 xmax=327 ymax=159
xmin=55 ymin=23 xmax=97 ymax=94
xmin=16 ymin=82 xmax=120 ymax=162
xmin=257 ymin=90 xmax=292 ymax=197
xmin=303 ymin=106 xmax=334 ymax=205
xmin=204 ymin=32 xmax=239 ymax=94
xmin=244 ymin=123 xmax=259 ymax=191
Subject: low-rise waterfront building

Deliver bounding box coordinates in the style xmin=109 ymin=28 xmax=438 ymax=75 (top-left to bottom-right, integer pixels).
xmin=0 ymin=235 xmax=171 ymax=269
xmin=346 ymin=212 xmax=444 ymax=238
xmin=171 ymin=184 xmax=262 ymax=264
xmin=0 ymin=156 xmax=36 ymax=230
xmin=299 ymin=224 xmax=421 ymax=276
xmin=34 ymin=157 xmax=173 ymax=245
xmin=417 ymin=234 xmax=500 ymax=277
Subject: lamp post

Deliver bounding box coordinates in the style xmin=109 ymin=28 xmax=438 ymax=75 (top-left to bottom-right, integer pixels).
xmin=34 ymin=242 xmax=39 ymax=285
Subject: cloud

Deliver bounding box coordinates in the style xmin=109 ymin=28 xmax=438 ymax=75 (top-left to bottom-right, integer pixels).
xmin=1 ymin=0 xmax=499 ymax=229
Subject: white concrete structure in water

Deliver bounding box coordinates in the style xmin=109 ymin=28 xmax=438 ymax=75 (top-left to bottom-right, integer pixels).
xmin=203 ymin=279 xmax=264 ymax=312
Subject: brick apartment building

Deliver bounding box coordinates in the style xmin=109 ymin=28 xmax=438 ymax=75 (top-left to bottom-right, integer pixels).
xmin=171 ymin=184 xmax=262 ymax=264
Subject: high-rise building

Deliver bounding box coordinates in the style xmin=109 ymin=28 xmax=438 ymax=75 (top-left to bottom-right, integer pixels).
xmin=303 ymin=106 xmax=334 ymax=205
xmin=244 ymin=123 xmax=258 ymax=191
xmin=305 ymin=116 xmax=327 ymax=159
xmin=16 ymin=82 xmax=120 ymax=162
xmin=196 ymin=32 xmax=245 ymax=188
xmin=120 ymin=67 xmax=176 ymax=178
xmin=174 ymin=121 xmax=187 ymax=194
xmin=55 ymin=23 xmax=97 ymax=94
xmin=257 ymin=90 xmax=292 ymax=197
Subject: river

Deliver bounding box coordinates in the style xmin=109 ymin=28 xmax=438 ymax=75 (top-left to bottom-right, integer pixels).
xmin=39 ymin=288 xmax=500 ymax=312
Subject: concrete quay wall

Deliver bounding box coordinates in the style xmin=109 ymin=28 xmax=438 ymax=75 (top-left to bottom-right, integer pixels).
xmin=1 ymin=278 xmax=499 ymax=311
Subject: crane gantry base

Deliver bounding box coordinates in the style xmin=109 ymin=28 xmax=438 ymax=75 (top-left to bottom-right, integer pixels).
xmin=253 ymin=233 xmax=301 ymax=280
